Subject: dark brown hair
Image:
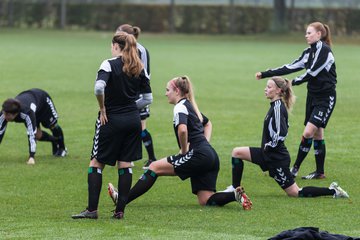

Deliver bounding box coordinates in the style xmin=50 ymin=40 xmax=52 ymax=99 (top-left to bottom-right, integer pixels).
xmin=116 ymin=24 xmax=141 ymax=39
xmin=2 ymin=98 xmax=21 ymax=114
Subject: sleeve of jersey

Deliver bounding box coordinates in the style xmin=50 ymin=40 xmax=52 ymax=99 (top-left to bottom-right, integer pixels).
xmin=201 ymin=113 xmax=209 ymax=126
xmin=261 ymin=50 xmax=307 ymax=79
xmin=173 ymin=104 xmax=188 ymax=127
xmin=145 ymin=48 xmax=150 ymax=77
xmin=96 ymin=60 xmax=111 ymax=83
xmin=22 ymin=113 xmax=37 ymax=157
xmin=0 ymin=114 xmax=8 ymax=144
xmin=139 ymin=70 xmax=151 ymax=94
xmin=293 ymin=46 xmax=334 ymax=86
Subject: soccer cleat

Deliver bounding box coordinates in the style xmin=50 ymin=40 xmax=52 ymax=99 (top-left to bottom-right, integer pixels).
xmin=290 ymin=166 xmax=299 ymax=177
xmin=222 ymin=185 xmax=235 ymax=193
xmin=27 ymin=158 xmax=35 ymax=165
xmin=108 ymin=183 xmax=118 ymax=205
xmin=142 ymin=160 xmax=154 ymax=170
xmin=54 ymin=147 xmax=67 ymax=157
xmin=329 ymin=182 xmax=349 ymax=198
xmin=234 ymin=186 xmax=252 ymax=210
xmin=301 ymin=171 xmax=325 ymax=180
xmin=112 ymin=211 xmax=124 ymax=219
xmin=71 ymin=209 xmax=98 ymax=219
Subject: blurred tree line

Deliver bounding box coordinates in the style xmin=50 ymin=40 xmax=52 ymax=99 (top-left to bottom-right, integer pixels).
xmin=0 ymin=0 xmax=359 ymax=35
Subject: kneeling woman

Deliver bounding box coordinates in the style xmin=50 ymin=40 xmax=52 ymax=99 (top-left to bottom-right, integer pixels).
xmin=225 ymin=76 xmax=348 ymax=199
xmin=124 ymin=76 xmax=252 ymax=209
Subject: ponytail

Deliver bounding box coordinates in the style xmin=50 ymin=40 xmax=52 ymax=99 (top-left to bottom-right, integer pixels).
xmin=170 ymin=76 xmax=203 ymax=122
xmin=112 ymin=32 xmax=143 ymax=77
xmin=271 ymin=76 xmax=296 ymax=112
xmin=116 ymin=23 xmax=141 ymax=40
xmin=309 ymin=22 xmax=332 ymax=47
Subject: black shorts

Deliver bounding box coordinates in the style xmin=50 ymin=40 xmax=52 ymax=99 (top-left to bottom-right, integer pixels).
xmin=90 ymin=111 xmax=142 ymax=166
xmin=139 ymin=105 xmax=150 ymax=120
xmin=36 ymin=95 xmax=59 ymax=128
xmin=167 ymin=145 xmax=219 ymax=194
xmin=250 ymin=147 xmax=294 ymax=189
xmin=305 ymin=92 xmax=336 ymax=128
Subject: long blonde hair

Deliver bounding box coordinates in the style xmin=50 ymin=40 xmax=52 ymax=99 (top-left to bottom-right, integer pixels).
xmin=169 ymin=76 xmax=203 ymax=122
xmin=112 ymin=32 xmax=143 ymax=77
xmin=271 ymin=76 xmax=296 ymax=112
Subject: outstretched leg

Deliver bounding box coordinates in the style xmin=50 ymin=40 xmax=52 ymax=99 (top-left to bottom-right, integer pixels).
xmin=127 ymin=158 xmax=175 ymax=204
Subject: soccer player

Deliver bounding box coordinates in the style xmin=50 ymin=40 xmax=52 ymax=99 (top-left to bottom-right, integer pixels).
xmin=116 ymin=24 xmax=156 ymax=169
xmin=71 ymin=32 xmax=152 ymax=220
xmin=109 ymin=76 xmax=252 ymax=210
xmin=0 ymin=88 xmax=67 ymax=165
xmin=255 ymin=22 xmax=337 ymax=180
xmin=223 ymin=77 xmax=348 ymax=199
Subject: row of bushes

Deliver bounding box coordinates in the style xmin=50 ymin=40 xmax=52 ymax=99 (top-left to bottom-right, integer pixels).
xmin=1 ymin=3 xmax=360 ymax=35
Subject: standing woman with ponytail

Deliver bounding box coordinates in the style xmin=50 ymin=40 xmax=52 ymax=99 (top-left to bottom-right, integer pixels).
xmin=255 ymin=22 xmax=338 ymax=180
xmin=72 ymin=32 xmax=152 ymax=220
xmin=224 ymin=77 xmax=348 ymax=199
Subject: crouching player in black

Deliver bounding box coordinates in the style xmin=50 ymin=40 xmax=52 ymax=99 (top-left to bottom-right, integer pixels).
xmin=223 ymin=77 xmax=348 ymax=199
xmin=109 ymin=76 xmax=252 ymax=210
xmin=0 ymin=88 xmax=67 ymax=164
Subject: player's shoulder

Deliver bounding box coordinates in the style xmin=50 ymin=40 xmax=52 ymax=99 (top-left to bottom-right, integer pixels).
xmin=99 ymin=57 xmax=119 ymax=72
xmin=174 ymin=99 xmax=188 ymax=115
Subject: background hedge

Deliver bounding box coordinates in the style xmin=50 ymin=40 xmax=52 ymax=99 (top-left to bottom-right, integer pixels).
xmin=1 ymin=2 xmax=360 ymax=35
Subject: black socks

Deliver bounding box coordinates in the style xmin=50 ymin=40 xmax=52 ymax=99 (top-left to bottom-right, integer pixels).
xmin=314 ymin=140 xmax=326 ymax=174
xmin=51 ymin=124 xmax=65 ymax=149
xmin=298 ymin=186 xmax=334 ymax=197
xmin=141 ymin=129 xmax=156 ymax=161
xmin=127 ymin=169 xmax=158 ymax=204
xmin=115 ymin=168 xmax=132 ymax=213
xmin=232 ymin=157 xmax=244 ymax=188
xmin=206 ymin=192 xmax=235 ymax=206
xmin=294 ymin=136 xmax=313 ymax=168
xmin=87 ymin=167 xmax=102 ymax=211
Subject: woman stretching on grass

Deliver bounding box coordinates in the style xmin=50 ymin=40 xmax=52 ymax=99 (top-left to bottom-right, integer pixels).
xmin=223 ymin=76 xmax=349 ymax=199
xmin=109 ymin=76 xmax=252 ymax=210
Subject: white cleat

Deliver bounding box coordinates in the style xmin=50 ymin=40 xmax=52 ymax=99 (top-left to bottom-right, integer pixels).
xmin=27 ymin=158 xmax=35 ymax=165
xmin=329 ymin=182 xmax=349 ymax=198
xmin=234 ymin=186 xmax=252 ymax=210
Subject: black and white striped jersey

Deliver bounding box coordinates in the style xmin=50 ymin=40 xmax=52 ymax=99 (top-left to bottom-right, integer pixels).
xmin=262 ymin=99 xmax=288 ymax=152
xmin=0 ymin=89 xmax=50 ymax=157
xmin=261 ymin=40 xmax=337 ymax=96
xmin=173 ymin=98 xmax=209 ymax=149
xmin=96 ymin=57 xmax=151 ymax=114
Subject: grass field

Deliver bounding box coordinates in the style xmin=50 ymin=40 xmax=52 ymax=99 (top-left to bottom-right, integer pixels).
xmin=0 ymin=29 xmax=359 ymax=239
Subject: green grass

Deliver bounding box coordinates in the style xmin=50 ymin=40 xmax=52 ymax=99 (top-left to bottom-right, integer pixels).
xmin=0 ymin=29 xmax=359 ymax=239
